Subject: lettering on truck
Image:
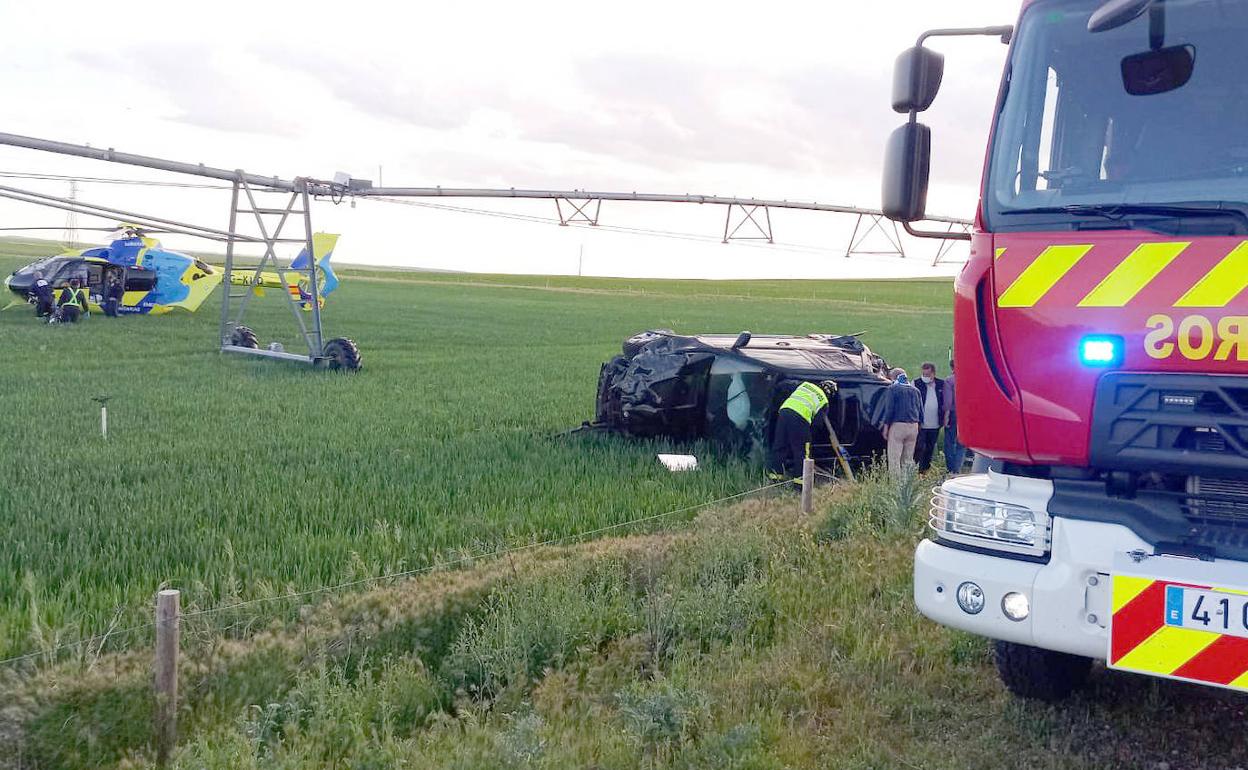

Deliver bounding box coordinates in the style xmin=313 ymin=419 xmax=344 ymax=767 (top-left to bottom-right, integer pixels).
xmin=1145 ymin=315 xmax=1248 ymax=361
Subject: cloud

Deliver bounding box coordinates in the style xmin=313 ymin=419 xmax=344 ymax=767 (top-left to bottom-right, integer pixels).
xmin=73 ymin=46 xmax=306 ymax=137
xmin=509 ymin=53 xmax=960 ymax=187
xmin=263 ymin=55 xmax=504 ymax=132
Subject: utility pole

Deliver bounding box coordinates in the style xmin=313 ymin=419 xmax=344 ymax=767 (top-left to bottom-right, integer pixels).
xmin=63 ymin=180 xmax=79 ymax=248
xmin=578 ymin=244 xmax=584 ymax=276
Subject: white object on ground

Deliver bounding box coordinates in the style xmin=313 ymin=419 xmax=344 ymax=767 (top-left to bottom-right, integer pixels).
xmin=657 ymin=454 xmax=698 ymax=472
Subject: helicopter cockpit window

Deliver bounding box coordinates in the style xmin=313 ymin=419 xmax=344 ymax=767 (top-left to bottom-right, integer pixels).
xmin=13 ymin=257 xmax=62 ymax=277
xmin=48 ymin=260 xmax=87 ymax=287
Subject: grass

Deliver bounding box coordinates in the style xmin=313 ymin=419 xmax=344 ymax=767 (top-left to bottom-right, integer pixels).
xmin=0 ymin=238 xmax=952 ymax=663
xmin=4 ymin=478 xmax=1245 ymax=769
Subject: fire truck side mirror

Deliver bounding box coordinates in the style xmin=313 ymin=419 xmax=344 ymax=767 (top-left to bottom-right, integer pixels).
xmin=882 ymin=122 xmax=931 ymax=223
xmin=892 ymin=46 xmax=945 ymax=113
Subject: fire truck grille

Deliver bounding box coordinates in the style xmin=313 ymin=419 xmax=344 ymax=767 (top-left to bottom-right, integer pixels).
xmin=1091 ymin=374 xmax=1248 ymax=476
xmin=1185 ymin=480 xmax=1248 ymax=526
xmin=1185 ymin=432 xmax=1248 ymax=525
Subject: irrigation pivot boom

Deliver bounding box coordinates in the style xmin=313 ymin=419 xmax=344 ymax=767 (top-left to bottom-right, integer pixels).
xmin=0 ymin=131 xmax=973 ymax=267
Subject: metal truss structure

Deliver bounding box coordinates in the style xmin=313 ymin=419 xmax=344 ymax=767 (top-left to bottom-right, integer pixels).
xmin=929 ymin=221 xmax=975 ymax=266
xmin=722 ymin=203 xmax=773 ymax=244
xmin=843 ymin=212 xmax=907 ymax=259
xmin=219 ymin=177 xmax=326 ymax=364
xmin=554 ymin=197 xmax=601 ymax=226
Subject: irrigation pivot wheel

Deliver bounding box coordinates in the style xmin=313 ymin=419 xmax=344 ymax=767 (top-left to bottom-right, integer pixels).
xmin=322 ymin=337 xmax=362 ymax=371
xmin=230 ymin=325 xmax=260 ymax=349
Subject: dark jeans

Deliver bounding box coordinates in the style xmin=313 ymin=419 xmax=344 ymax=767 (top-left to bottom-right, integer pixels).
xmin=103 ymin=297 xmax=120 ymax=317
xmin=768 ymin=408 xmax=811 ymax=479
xmin=34 ymin=298 xmax=53 ymax=317
xmin=58 ymin=305 xmax=81 ymax=323
xmin=915 ymin=427 xmax=941 ymax=472
xmin=944 ymin=413 xmax=967 ymax=473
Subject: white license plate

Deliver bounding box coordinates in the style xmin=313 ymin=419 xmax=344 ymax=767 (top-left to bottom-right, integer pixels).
xmin=1165 ymin=585 xmax=1248 ymax=639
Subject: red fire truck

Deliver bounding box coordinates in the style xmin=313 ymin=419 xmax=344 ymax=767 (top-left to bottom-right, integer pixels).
xmin=884 ymin=0 xmax=1248 ymax=700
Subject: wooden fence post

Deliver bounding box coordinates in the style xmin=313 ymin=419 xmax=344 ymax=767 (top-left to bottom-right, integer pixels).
xmin=154 ymin=589 xmax=180 ymax=766
xmin=801 ymin=458 xmax=815 ymax=514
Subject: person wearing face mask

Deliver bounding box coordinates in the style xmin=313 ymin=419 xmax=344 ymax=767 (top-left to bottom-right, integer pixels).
xmin=913 ymin=362 xmax=947 ymax=473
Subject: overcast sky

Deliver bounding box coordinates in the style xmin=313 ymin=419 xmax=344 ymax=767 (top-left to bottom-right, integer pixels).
xmin=1 ymin=0 xmax=1017 ymax=279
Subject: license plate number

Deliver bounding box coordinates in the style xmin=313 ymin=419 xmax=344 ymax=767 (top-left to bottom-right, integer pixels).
xmin=1165 ymin=586 xmax=1248 ymax=638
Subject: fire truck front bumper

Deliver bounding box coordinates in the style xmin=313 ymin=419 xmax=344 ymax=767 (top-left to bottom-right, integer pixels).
xmin=914 ymin=474 xmax=1153 ymax=660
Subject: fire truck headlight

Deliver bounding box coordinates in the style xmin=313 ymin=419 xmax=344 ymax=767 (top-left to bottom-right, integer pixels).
xmin=1002 ymin=592 xmax=1030 ymax=621
xmin=1079 ymin=335 xmax=1123 ymax=367
xmin=929 ymin=488 xmax=1051 ymax=556
xmin=956 ymin=582 xmax=985 ymax=615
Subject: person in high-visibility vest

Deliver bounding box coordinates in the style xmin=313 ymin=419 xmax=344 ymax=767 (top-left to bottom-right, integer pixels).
xmin=55 ymin=277 xmax=88 ymax=324
xmin=768 ymin=380 xmax=838 ymax=483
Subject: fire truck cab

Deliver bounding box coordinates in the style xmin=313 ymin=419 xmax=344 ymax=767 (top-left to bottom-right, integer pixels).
xmin=884 ymin=0 xmax=1248 ymax=700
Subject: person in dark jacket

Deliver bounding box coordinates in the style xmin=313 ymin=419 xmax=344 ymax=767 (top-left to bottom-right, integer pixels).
xmin=102 ymin=270 xmax=124 ymax=317
xmin=913 ymin=362 xmax=947 ymax=472
xmin=768 ymin=380 xmax=838 ymax=484
xmin=878 ymin=368 xmax=922 ymax=476
xmin=55 ymin=277 xmax=88 ymax=323
xmin=29 ymin=271 xmax=54 ymax=318
xmin=944 ymin=359 xmax=967 ymax=473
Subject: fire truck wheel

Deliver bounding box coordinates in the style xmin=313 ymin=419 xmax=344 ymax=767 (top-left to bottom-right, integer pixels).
xmin=993 ymin=640 xmax=1091 ymax=702
xmin=230 ymin=326 xmax=260 ymax=349
xmin=323 ymin=338 xmax=362 ymax=371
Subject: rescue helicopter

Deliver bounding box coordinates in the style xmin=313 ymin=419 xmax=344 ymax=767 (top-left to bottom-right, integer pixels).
xmin=3 ymin=225 xmax=340 ymax=315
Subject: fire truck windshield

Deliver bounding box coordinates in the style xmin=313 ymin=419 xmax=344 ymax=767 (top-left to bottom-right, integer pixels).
xmin=985 ymin=0 xmax=1248 ymax=234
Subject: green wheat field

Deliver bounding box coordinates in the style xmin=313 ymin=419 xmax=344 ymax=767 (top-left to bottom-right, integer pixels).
xmin=5 ymin=238 xmax=1240 ymax=770
xmin=0 ymin=240 xmax=951 ymax=661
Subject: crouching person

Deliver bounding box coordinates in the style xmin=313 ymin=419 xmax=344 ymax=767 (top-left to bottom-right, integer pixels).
xmin=55 ymin=278 xmax=89 ymax=323
xmin=30 ymin=271 xmax=54 ymax=318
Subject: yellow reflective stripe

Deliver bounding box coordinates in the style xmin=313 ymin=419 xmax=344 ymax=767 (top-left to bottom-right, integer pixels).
xmin=795 ymin=383 xmax=828 ymax=411
xmin=1078 ymin=242 xmax=1188 ymax=308
xmin=998 ymin=244 xmax=1093 ymax=308
xmin=790 ymin=394 xmax=818 ymax=413
xmin=1175 ymin=242 xmax=1248 ymax=307
xmin=1230 ymin=669 xmax=1248 ymax=691
xmin=1113 ymin=625 xmax=1220 ymax=676
xmin=1112 ymin=575 xmax=1155 ymax=614
xmin=995 ymin=247 xmax=1006 ymax=260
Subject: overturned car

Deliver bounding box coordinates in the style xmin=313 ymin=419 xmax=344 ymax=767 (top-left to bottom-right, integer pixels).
xmin=592 ymin=330 xmax=892 ymax=467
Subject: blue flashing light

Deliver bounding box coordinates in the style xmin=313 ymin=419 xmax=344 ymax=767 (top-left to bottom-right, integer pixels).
xmin=1080 ymin=335 xmax=1123 ymax=367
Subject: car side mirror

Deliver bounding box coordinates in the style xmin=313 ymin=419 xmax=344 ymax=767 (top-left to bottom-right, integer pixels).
xmin=1121 ymin=44 xmax=1194 ymax=95
xmin=892 ymin=46 xmax=945 ymax=113
xmin=882 ymin=122 xmax=931 ymax=222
